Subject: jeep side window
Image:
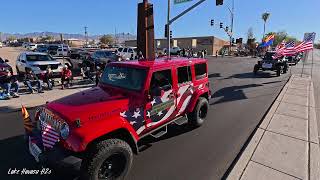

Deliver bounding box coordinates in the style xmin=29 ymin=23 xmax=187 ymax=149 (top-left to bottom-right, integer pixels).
xmin=177 ymin=66 xmax=192 ymax=84
xmin=194 ymin=63 xmax=207 ymax=80
xmin=150 ymin=69 xmax=172 ymax=96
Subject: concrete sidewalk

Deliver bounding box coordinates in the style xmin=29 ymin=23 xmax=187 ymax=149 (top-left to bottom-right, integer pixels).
xmin=227 ymin=74 xmax=320 ymax=180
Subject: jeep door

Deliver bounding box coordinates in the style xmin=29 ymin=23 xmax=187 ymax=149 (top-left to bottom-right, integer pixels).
xmin=175 ymin=65 xmax=194 ymax=116
xmin=145 ymin=68 xmax=177 ymax=129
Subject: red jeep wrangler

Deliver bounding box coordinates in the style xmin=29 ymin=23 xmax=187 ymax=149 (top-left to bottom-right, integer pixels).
xmin=27 ymin=57 xmax=211 ymax=179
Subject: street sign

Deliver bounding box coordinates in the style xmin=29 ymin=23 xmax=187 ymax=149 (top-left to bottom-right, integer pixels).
xmin=174 ymin=0 xmax=193 ymax=4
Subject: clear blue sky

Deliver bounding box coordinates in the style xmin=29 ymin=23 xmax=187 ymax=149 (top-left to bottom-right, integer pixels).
xmin=1 ymin=0 xmax=319 ymax=42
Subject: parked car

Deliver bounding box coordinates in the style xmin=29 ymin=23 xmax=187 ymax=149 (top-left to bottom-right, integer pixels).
xmin=82 ymin=50 xmax=121 ymax=69
xmin=253 ymin=51 xmax=288 ymax=76
xmin=22 ymin=42 xmax=29 ymax=48
xmin=47 ymin=45 xmax=59 ymax=56
xmin=116 ymin=47 xmax=137 ymax=60
xmin=15 ymin=52 xmax=64 ymax=77
xmin=27 ymin=43 xmax=37 ymax=51
xmin=57 ymin=47 xmax=69 ymax=56
xmin=25 ymin=57 xmax=211 ymax=179
xmin=36 ymin=44 xmax=48 ymax=53
xmin=163 ymin=47 xmax=181 ymax=55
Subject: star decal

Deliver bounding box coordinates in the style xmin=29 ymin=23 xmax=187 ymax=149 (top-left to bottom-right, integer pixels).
xmin=157 ymin=111 xmax=163 ymax=116
xmin=120 ymin=111 xmax=127 ymax=117
xmin=151 ymin=98 xmax=156 ymax=106
xmin=132 ymin=111 xmax=141 ymax=119
xmin=130 ymin=121 xmax=136 ymax=125
xmin=146 ymin=111 xmax=151 ymax=118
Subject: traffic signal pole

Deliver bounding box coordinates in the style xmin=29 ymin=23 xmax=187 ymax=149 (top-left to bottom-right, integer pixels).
xmin=167 ymin=0 xmax=171 ymax=59
xmin=166 ymin=0 xmax=208 ymax=59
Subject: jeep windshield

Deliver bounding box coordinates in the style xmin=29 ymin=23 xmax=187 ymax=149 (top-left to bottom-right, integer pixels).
xmin=263 ymin=52 xmax=276 ymax=60
xmin=101 ymin=66 xmax=147 ymax=91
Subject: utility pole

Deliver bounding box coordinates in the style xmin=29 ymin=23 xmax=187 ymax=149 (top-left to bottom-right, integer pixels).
xmin=167 ymin=0 xmax=171 ymax=59
xmin=84 ymin=26 xmax=88 ymax=46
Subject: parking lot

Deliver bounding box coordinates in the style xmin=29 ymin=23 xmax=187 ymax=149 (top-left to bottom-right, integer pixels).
xmin=0 ymin=47 xmax=293 ymax=180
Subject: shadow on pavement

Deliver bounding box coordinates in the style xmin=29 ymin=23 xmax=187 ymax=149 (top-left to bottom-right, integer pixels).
xmin=211 ymin=84 xmax=263 ymax=105
xmin=223 ymin=72 xmax=274 ymax=80
xmin=208 ymin=73 xmax=221 ymax=78
xmin=138 ymin=124 xmax=196 ymax=152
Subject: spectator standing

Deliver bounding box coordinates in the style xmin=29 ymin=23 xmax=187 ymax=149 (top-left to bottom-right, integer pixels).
xmin=95 ymin=66 xmax=103 ymax=86
xmin=24 ymin=68 xmax=43 ymax=93
xmin=61 ymin=65 xmax=72 ymax=89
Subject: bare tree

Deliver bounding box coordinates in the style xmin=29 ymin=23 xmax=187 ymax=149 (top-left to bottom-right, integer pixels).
xmin=247 ymin=27 xmax=254 ymax=40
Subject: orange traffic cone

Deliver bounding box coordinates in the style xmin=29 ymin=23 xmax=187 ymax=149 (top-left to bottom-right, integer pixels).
xmin=21 ymin=105 xmax=34 ymax=134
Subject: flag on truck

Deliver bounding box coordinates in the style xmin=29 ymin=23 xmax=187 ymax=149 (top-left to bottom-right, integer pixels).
xmin=295 ymin=32 xmax=316 ymax=52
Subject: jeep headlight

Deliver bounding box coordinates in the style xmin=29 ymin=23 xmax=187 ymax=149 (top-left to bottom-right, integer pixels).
xmin=60 ymin=123 xmax=69 ymax=140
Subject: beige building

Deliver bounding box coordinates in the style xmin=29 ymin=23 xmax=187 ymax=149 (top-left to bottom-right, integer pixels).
xmin=65 ymin=38 xmax=85 ymax=47
xmin=125 ymin=36 xmax=228 ymax=55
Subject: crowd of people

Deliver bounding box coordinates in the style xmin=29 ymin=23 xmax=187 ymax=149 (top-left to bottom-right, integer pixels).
xmin=0 ymin=65 xmax=73 ymax=100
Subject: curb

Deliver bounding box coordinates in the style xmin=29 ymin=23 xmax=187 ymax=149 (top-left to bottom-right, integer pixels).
xmin=226 ymin=75 xmax=320 ymax=180
xmin=221 ymin=76 xmax=292 ymax=179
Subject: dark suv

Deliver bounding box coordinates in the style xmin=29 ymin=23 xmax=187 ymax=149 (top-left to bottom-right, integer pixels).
xmin=253 ymin=51 xmax=288 ymax=76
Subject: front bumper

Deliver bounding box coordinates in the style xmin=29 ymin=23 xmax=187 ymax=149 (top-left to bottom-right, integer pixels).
xmin=27 ymin=135 xmax=81 ymax=166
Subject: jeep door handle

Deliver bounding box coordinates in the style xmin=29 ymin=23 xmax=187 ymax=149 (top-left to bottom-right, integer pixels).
xmin=168 ymin=92 xmax=175 ymax=98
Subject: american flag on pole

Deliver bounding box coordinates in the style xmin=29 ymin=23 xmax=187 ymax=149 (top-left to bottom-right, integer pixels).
xmin=295 ymin=32 xmax=316 ymax=52
xmin=40 ymin=120 xmax=60 ymax=148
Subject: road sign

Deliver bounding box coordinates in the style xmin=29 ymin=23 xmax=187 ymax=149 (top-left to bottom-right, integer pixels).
xmin=174 ymin=0 xmax=193 ymax=4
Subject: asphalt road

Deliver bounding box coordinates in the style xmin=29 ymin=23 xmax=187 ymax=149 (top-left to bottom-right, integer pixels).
xmin=0 ymin=55 xmax=290 ymax=180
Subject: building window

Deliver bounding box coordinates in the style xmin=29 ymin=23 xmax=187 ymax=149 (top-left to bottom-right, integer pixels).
xmin=194 ymin=63 xmax=207 ymax=80
xmin=192 ymin=39 xmax=197 ymax=48
xmin=177 ymin=66 xmax=192 ymax=84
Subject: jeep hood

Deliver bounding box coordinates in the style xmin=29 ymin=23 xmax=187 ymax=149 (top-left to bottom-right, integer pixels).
xmin=46 ymin=87 xmax=130 ymax=125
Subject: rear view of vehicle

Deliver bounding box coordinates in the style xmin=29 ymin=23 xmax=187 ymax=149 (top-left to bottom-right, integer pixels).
xmin=253 ymin=51 xmax=288 ymax=76
xmin=27 ymin=43 xmax=37 ymax=51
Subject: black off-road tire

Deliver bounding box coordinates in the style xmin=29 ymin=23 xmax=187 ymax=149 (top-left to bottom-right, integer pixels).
xmin=276 ymin=66 xmax=281 ymax=76
xmin=283 ymin=64 xmax=288 ymax=74
xmin=253 ymin=64 xmax=259 ymax=75
xmin=188 ymin=97 xmax=209 ymax=127
xmin=80 ymin=139 xmax=133 ymax=180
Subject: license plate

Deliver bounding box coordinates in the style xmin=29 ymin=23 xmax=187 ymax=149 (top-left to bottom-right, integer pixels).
xmin=28 ymin=137 xmax=42 ymax=162
xmin=262 ymin=63 xmax=273 ymax=69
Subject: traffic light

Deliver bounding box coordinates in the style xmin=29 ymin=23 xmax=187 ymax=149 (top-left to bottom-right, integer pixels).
xmin=170 ymin=30 xmax=172 ymax=39
xmin=225 ymin=26 xmax=229 ymax=32
xmin=216 ymin=0 xmax=223 ymax=6
xmin=164 ymin=24 xmax=168 ymax=38
xmin=210 ymin=19 xmax=214 ymax=26
xmin=220 ymin=22 xmax=223 ymax=28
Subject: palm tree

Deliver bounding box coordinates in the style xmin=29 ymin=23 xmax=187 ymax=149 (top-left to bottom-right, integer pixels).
xmin=262 ymin=12 xmax=270 ymax=39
